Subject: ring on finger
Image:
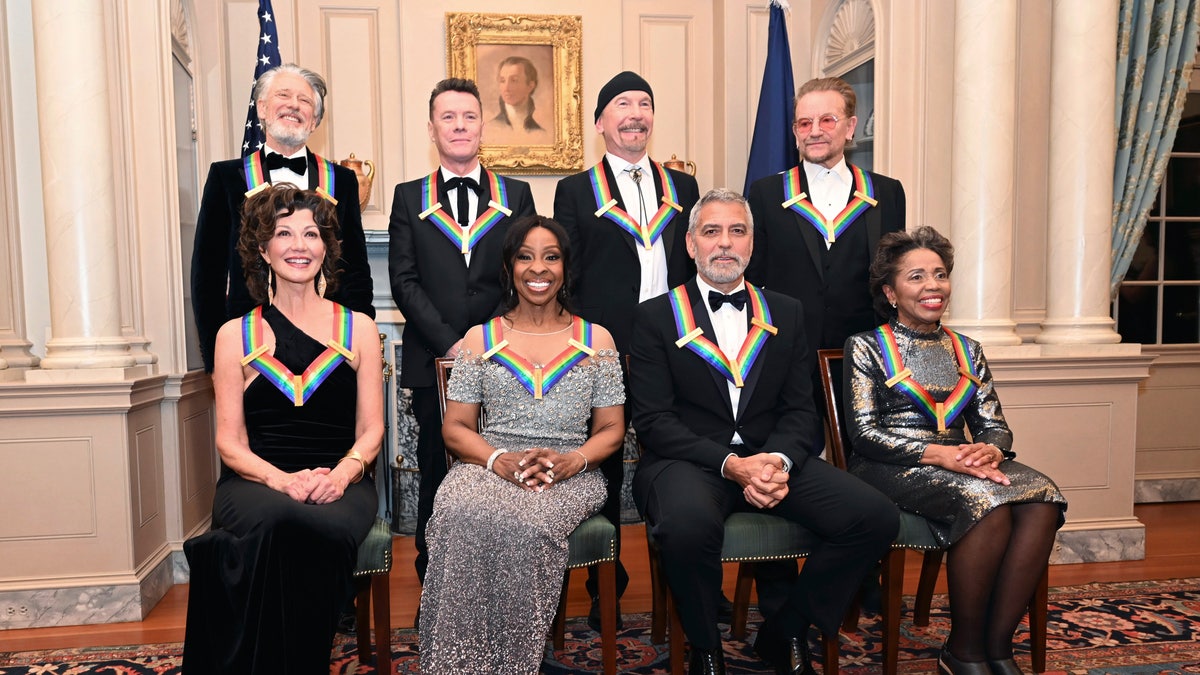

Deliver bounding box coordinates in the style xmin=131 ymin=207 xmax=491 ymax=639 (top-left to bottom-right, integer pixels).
xmin=513 ymin=471 xmax=522 ymax=482
xmin=546 ymin=469 xmax=555 ymax=480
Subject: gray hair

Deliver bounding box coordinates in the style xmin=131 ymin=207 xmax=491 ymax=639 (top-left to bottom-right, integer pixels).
xmin=254 ymin=63 xmax=327 ymax=126
xmin=687 ymin=187 xmax=754 ymax=235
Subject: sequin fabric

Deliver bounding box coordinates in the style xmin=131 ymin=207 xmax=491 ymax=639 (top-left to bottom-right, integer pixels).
xmin=845 ymin=321 xmax=1066 ymax=547
xmin=418 ymin=349 xmax=624 ymax=674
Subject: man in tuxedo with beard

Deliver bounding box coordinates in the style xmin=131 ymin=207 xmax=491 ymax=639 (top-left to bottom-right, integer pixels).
xmin=388 ymin=78 xmax=536 ymax=584
xmin=629 ymin=188 xmax=897 ymax=675
xmin=192 ymin=63 xmax=374 ymax=374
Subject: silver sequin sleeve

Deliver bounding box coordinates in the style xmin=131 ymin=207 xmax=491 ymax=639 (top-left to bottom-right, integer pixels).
xmin=844 ymin=323 xmax=1014 ymax=467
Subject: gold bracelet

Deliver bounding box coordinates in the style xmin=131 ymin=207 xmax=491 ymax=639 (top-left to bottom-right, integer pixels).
xmin=338 ymin=450 xmax=366 ymax=484
xmin=572 ymin=449 xmax=589 ymax=472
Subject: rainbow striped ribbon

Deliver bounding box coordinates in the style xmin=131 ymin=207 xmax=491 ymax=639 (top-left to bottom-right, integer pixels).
xmin=241 ymin=151 xmax=339 ymax=205
xmin=873 ymin=323 xmax=982 ymax=432
xmin=780 ymin=164 xmax=878 ymax=244
xmin=240 ymin=303 xmax=356 ymax=406
xmin=667 ymin=283 xmax=777 ymax=388
xmin=481 ymin=316 xmax=595 ymax=400
xmin=418 ymin=169 xmax=512 ymax=255
xmin=588 ymin=161 xmax=682 ymax=249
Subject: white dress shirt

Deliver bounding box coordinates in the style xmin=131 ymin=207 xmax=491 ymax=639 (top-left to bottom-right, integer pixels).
xmin=607 ymin=152 xmax=669 ymax=302
xmin=695 ymin=276 xmax=795 ymax=477
xmin=803 ymin=158 xmax=853 ymax=250
xmin=440 ymin=164 xmax=483 ymax=266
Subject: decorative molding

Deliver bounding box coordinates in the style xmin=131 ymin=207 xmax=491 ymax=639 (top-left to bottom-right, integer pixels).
xmin=823 ymin=0 xmax=875 ymax=75
xmin=170 ymin=0 xmax=192 ymax=67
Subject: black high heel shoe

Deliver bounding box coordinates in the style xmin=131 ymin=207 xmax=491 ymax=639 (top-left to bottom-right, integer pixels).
xmin=937 ymin=644 xmax=992 ymax=675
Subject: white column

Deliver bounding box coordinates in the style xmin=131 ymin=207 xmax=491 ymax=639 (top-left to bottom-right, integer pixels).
xmin=30 ymin=0 xmax=135 ymax=370
xmin=1037 ymin=0 xmax=1122 ymax=345
xmin=946 ymin=0 xmax=1022 ymax=345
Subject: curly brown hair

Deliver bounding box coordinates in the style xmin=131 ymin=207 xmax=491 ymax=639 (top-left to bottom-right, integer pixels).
xmin=868 ymin=226 xmax=955 ymax=318
xmin=237 ymin=184 xmax=342 ymax=303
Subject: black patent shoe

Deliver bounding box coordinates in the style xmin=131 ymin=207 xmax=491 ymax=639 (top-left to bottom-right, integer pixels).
xmin=586 ymin=596 xmax=624 ymax=633
xmin=937 ymin=645 xmax=992 ymax=675
xmin=784 ymin=636 xmax=817 ymax=675
xmin=688 ymin=646 xmax=727 ymax=675
xmin=987 ymin=657 xmax=1024 ymax=675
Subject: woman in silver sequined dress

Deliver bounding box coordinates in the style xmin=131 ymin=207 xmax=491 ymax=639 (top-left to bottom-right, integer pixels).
xmin=419 ymin=216 xmax=626 ymax=674
xmin=844 ymin=226 xmax=1067 ymax=675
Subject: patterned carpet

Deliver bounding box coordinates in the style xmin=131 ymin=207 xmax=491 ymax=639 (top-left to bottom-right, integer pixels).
xmin=2 ymin=578 xmax=1198 ymax=674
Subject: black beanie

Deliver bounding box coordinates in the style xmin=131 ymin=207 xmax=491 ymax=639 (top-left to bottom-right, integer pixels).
xmin=594 ymin=71 xmax=654 ymax=122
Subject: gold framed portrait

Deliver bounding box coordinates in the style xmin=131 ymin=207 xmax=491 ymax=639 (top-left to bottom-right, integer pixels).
xmin=446 ymin=13 xmax=583 ymax=174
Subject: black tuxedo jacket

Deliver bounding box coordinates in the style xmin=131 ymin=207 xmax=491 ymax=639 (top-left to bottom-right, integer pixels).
xmin=553 ymin=157 xmax=699 ymax=354
xmin=191 ymin=149 xmax=375 ymax=372
xmin=387 ymin=170 xmax=535 ymax=388
xmin=629 ymin=279 xmax=821 ymax=488
xmin=745 ymin=166 xmax=904 ymax=352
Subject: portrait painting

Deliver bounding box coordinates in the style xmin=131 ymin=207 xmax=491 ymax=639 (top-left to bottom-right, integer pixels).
xmin=446 ymin=13 xmax=583 ymax=174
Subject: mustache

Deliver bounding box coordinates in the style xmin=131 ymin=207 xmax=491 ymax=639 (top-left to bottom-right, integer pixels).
xmin=618 ymin=123 xmax=648 ymax=133
xmin=705 ymin=249 xmax=746 ymax=266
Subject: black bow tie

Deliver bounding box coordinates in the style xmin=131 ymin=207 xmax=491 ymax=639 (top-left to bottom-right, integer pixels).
xmin=445 ymin=176 xmax=481 ymax=194
xmin=265 ymin=153 xmax=307 ymax=175
xmin=708 ymin=289 xmax=748 ymax=312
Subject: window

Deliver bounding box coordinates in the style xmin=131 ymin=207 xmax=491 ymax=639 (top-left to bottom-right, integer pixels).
xmin=1115 ymin=91 xmax=1200 ymax=345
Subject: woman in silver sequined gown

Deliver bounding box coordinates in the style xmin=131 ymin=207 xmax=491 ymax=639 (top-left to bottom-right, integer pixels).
xmin=419 ymin=217 xmax=626 ymax=674
xmin=845 ymin=227 xmax=1066 ymax=675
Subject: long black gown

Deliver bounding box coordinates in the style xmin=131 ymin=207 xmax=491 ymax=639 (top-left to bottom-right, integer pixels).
xmin=182 ymin=304 xmax=377 ymax=674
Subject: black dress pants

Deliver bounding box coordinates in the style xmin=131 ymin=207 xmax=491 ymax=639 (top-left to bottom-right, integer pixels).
xmin=411 ymin=385 xmax=448 ymax=583
xmin=636 ymin=455 xmax=898 ymax=649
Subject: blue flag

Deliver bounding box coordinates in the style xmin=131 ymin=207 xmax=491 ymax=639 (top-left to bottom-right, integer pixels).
xmin=241 ymin=0 xmax=282 ymax=156
xmin=743 ymin=0 xmax=799 ymax=196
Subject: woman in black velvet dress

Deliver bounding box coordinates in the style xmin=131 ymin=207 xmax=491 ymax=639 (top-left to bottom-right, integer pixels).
xmin=182 ymin=185 xmax=383 ymax=674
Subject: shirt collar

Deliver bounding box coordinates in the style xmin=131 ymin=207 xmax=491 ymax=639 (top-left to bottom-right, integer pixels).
xmin=607 ymin=152 xmax=651 ymax=177
xmin=802 ymin=156 xmax=851 ymax=186
xmin=439 ymin=163 xmax=483 ymax=183
xmin=264 ymin=144 xmax=308 ymax=160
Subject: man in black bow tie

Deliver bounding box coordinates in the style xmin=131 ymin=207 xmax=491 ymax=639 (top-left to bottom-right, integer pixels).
xmin=629 ymin=188 xmax=898 ymax=675
xmin=190 ymin=63 xmax=375 ymax=373
xmin=388 ymin=78 xmax=535 ymax=583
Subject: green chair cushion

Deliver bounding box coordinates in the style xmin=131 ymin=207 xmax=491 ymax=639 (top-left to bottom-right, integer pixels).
xmin=566 ymin=514 xmax=617 ymax=569
xmin=894 ymin=510 xmax=940 ymax=550
xmin=718 ymin=512 xmax=821 ymax=562
xmin=353 ymin=517 xmax=394 ymax=577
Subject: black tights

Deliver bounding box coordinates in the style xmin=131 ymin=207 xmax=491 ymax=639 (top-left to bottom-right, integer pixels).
xmin=945 ymin=502 xmax=1059 ymax=662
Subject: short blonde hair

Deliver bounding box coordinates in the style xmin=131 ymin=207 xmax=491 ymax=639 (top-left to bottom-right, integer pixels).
xmin=794 ymin=76 xmax=856 ymax=118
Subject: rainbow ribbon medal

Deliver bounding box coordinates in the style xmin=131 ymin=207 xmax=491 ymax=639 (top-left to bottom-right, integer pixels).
xmin=240 ymin=303 xmax=356 ymax=406
xmin=481 ymin=316 xmax=595 ymax=400
xmin=667 ymin=283 xmax=777 ymax=388
xmin=242 ymin=151 xmax=339 ymax=205
xmin=588 ymin=161 xmax=682 ymax=249
xmin=419 ymin=169 xmax=512 ymax=254
xmin=780 ymin=164 xmax=878 ymax=244
xmin=874 ymin=324 xmax=982 ymax=431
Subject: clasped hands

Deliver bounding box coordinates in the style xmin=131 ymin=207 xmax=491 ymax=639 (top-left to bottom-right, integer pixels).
xmin=492 ymin=447 xmax=584 ymax=492
xmin=925 ymin=441 xmax=1010 ymax=485
xmin=725 ymin=453 xmax=789 ymax=509
xmin=270 ymin=467 xmax=349 ymax=504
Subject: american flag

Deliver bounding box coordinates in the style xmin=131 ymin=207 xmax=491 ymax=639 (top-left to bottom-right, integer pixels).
xmin=240 ymin=0 xmax=282 ymax=156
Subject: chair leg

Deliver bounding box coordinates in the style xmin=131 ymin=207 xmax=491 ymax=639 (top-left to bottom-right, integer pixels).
xmin=731 ymin=562 xmax=755 ymax=639
xmin=913 ymin=549 xmax=944 ymax=627
xmin=552 ymin=570 xmax=570 ymax=651
xmin=666 ymin=589 xmax=686 ymax=675
xmin=648 ymin=537 xmax=667 ymax=645
xmin=881 ymin=548 xmax=906 ymax=675
xmin=1030 ymin=566 xmax=1048 ymax=673
xmin=355 ymin=579 xmax=372 ymax=665
xmin=599 ymin=559 xmax=618 ymax=675
xmin=821 ymin=630 xmax=840 ymax=675
xmin=372 ymin=572 xmax=392 ymax=675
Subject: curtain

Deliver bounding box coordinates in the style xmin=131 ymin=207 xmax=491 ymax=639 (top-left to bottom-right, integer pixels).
xmin=1111 ymin=0 xmax=1200 ymax=297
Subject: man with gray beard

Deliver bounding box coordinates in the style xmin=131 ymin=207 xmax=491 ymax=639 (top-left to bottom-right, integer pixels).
xmin=191 ymin=63 xmax=374 ymax=373
xmin=628 ymin=189 xmax=898 ymax=675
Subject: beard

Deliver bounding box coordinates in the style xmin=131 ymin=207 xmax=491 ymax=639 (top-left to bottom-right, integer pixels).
xmin=697 ymin=250 xmax=747 ymax=285
xmin=263 ymin=116 xmax=311 ymax=149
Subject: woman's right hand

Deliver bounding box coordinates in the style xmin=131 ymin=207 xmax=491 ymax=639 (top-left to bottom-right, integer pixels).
xmin=492 ymin=450 xmax=543 ymax=492
xmin=267 ymin=468 xmax=322 ymax=502
xmin=921 ymin=443 xmax=1011 ymax=485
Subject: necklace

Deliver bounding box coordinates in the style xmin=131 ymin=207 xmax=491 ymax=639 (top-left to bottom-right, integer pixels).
xmin=503 ymin=317 xmax=573 ymax=335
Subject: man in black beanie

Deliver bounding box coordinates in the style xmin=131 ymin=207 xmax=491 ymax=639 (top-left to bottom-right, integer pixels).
xmin=552 ymin=71 xmax=699 ymax=631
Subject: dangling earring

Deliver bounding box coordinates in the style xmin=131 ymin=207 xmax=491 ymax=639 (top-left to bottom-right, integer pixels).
xmin=891 ymin=300 xmax=897 ymax=309
xmin=316 ymin=271 xmax=327 ymax=298
xmin=267 ymin=268 xmax=276 ymax=305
